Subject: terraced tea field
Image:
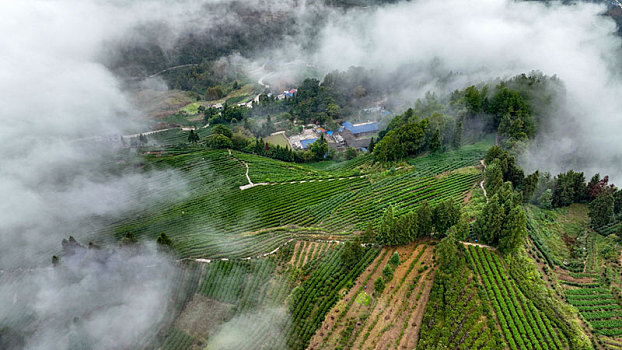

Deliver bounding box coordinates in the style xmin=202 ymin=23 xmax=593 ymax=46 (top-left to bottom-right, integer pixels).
xmin=103 ymin=143 xmax=486 ymax=260
xmin=467 ymin=246 xmax=567 ymax=350
xmin=97 ymin=141 xmax=492 ymax=350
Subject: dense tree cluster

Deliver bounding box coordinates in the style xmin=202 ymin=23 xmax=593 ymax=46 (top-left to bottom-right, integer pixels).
xmin=187 ymin=130 xmax=200 ymax=144
xmin=482 ymin=146 xmax=542 ymax=203
xmin=199 ymin=124 xmax=331 ymax=164
xmin=475 ymin=183 xmax=527 ymax=253
xmin=156 ymin=232 xmax=173 ymax=248
xmin=374 ymin=199 xmax=462 ymax=246
xmin=250 ymin=68 xmax=382 ymax=129
xmin=476 ymin=149 xmax=529 ymax=253
xmin=204 ymin=125 xmax=234 ymax=149
xmin=522 ymin=169 xmax=622 ymax=229
xmin=341 ymin=237 xmax=364 ymax=270
xmin=204 ymin=103 xmax=251 ymax=126
xmin=450 ymin=72 xmax=560 ymax=145
xmin=590 ymin=190 xmax=615 ymax=228
xmin=373 ymin=105 xmax=460 ymax=162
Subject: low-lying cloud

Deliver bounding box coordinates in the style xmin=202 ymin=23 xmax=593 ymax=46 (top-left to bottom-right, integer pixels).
xmin=3 ymin=0 xmax=622 ymax=348
xmin=0 ymin=1 xmax=190 ymax=348
xmin=273 ymin=0 xmax=622 ymax=179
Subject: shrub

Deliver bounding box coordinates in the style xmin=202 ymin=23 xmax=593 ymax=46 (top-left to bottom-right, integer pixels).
xmin=374 ymin=277 xmax=385 ymax=294
xmin=382 ymin=265 xmax=394 ymax=281
xmin=205 ymin=134 xmax=233 ymax=149
xmin=389 ymin=252 xmax=400 ymax=267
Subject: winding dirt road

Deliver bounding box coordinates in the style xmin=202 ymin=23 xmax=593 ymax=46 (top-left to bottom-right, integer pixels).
xmin=480 ymin=159 xmax=488 ymax=202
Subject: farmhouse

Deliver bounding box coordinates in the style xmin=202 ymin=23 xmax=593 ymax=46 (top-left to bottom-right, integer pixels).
xmin=342 ymin=121 xmax=378 ymax=137
xmin=339 ymin=121 xmax=378 ymax=150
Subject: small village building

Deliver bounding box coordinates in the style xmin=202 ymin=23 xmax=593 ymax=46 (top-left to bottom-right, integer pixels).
xmin=342 ymin=121 xmax=378 ymax=137
xmin=341 ymin=120 xmax=379 ymax=150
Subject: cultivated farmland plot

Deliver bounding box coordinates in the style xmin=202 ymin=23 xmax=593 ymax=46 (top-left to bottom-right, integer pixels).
xmin=466 ymin=246 xmax=567 ymax=350
xmin=103 ymin=144 xmax=485 ymax=261
xmin=96 ymin=141 xmax=490 ymax=350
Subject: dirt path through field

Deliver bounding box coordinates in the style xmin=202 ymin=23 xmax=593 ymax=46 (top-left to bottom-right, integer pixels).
xmin=460 ymin=241 xmax=496 ymax=250
xmin=479 ymin=159 xmax=488 ymax=202
xmin=289 ymin=241 xmax=301 ymax=265
xmin=227 ymin=149 xmax=269 ymax=190
xmin=228 ymin=149 xmax=368 ymax=190
xmin=142 ymin=63 xmax=200 ymax=79
xmin=302 ymin=242 xmax=315 ymax=266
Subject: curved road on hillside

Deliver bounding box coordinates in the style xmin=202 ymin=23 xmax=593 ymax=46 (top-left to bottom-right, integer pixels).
xmin=142 ymin=64 xmax=200 ymax=79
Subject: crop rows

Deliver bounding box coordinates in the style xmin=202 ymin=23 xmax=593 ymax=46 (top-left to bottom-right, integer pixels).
xmin=347 ymin=245 xmax=430 ymax=350
xmin=290 ymin=241 xmax=335 ymax=267
xmin=467 ymin=246 xmax=563 ymax=350
xmin=181 ymin=245 xmax=376 ymax=350
xmin=159 ymin=327 xmax=195 ymax=350
xmin=144 ymin=128 xmax=193 ymax=146
xmin=110 ymin=165 xmax=367 ymax=258
xmin=102 ymin=144 xmax=484 ymax=260
xmin=320 ymin=171 xmax=480 ymax=231
xmin=593 ymin=220 xmax=622 ymax=236
xmin=406 ymin=142 xmax=487 ymax=177
xmin=314 ymin=248 xmax=391 ymax=348
xmin=419 ymin=250 xmax=500 ymax=350
xmin=285 ymin=246 xmax=379 ymax=350
xmin=232 ymin=150 xmax=357 ymax=182
xmin=526 ymin=217 xmax=559 ymax=268
xmin=199 ymin=258 xmax=276 ymax=307
xmin=566 ymin=285 xmax=622 ymax=336
xmin=137 ymin=262 xmax=202 ymax=350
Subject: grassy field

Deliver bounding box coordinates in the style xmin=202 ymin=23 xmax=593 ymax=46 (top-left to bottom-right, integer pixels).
xmin=265 ymin=133 xmax=290 ymax=148
xmin=206 ymin=84 xmax=257 ymax=105
xmin=179 ymin=101 xmax=210 ymax=115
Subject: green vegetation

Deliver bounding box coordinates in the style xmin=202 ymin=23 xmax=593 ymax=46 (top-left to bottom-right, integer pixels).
xmin=355 ymin=292 xmax=371 ymax=306
xmin=467 ymin=246 xmax=567 ymax=350
xmin=286 ymin=246 xmax=379 ymax=350
xmin=418 ymin=236 xmax=503 ymax=349
xmin=86 ymin=68 xmax=622 ymax=350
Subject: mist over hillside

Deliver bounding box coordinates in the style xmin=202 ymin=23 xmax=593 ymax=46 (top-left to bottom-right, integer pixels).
xmin=101 ymin=0 xmax=622 ymax=179
xmin=2 ymin=0 xmax=622 ymax=349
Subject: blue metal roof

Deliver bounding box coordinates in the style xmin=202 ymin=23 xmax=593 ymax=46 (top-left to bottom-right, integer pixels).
xmin=300 ymin=138 xmax=317 ymax=149
xmin=343 ymin=121 xmax=378 ymax=134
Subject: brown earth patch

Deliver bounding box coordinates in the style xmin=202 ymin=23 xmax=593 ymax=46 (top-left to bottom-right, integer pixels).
xmin=174 ymin=294 xmax=235 ymax=345
xmin=306 ymin=247 xmax=394 ymax=350
xmin=395 ymin=267 xmax=436 ymax=350
xmin=302 ymin=242 xmax=316 ymax=266
xmin=357 ymin=246 xmax=434 ymax=350
xmin=463 ymin=187 xmax=474 ymax=203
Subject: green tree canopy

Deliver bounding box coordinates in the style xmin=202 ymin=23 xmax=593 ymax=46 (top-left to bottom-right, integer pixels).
xmin=589 ymin=191 xmax=614 ymax=228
